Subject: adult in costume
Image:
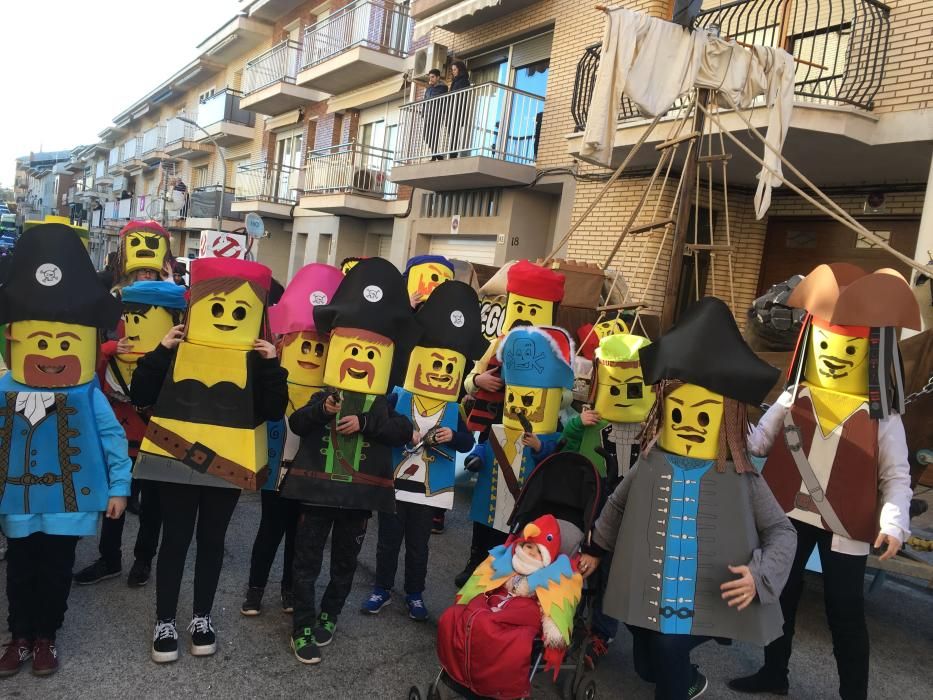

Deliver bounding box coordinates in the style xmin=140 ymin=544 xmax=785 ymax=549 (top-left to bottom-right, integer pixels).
xmin=730 ymin=264 xmax=920 ymax=700
xmin=0 ymin=224 xmax=131 ymax=676
xmin=74 ymin=281 xmax=186 ymax=588
xmin=241 ymin=262 xmax=344 ymax=617
xmin=364 ymin=281 xmax=487 ymax=619
xmin=581 ymin=297 xmax=796 ymax=700
xmin=278 ymin=257 xmax=418 ymax=665
xmin=113 ymin=220 xmax=174 ymax=289
xmin=130 ymin=257 xmax=287 ymax=663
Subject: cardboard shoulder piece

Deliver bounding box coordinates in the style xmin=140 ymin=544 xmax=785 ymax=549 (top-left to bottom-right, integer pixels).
xmin=279 ymin=257 xmax=421 ymax=513
xmin=0 ymin=223 xmax=123 ymax=514
xmin=602 ymin=297 xmax=785 ymax=646
xmin=117 ymin=219 xmax=173 ymax=279
xmin=763 ymin=263 xmax=921 ymax=544
xmin=405 ymin=254 xmax=455 ymax=303
xmin=135 ymin=257 xmax=274 ymax=491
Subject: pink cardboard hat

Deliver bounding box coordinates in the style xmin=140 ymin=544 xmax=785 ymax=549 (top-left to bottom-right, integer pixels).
xmin=268 ymin=263 xmax=344 ymax=335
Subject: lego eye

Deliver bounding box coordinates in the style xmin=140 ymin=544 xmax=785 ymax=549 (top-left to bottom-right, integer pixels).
xmin=351 ymin=347 xmax=359 ymax=356
xmin=60 ymin=340 xmax=70 ymax=351
xmin=671 ymin=408 xmax=682 ymax=423
xmin=515 ymin=304 xmax=524 ymax=313
xmin=133 ymin=315 xmax=141 ymax=324
xmin=432 ymin=360 xmax=442 ymax=370
xmin=38 ymin=339 xmax=48 ymax=350
xmin=820 ymin=340 xmax=828 ymax=350
xmin=446 ymin=362 xmax=454 ymax=374
xmin=508 ymin=392 xmax=514 ymax=403
xmin=300 ymin=341 xmax=312 ymax=355
xmin=211 ymin=303 xmax=224 ymax=318
xmin=130 ymin=238 xmax=141 ymax=247
xmin=609 ymin=385 xmax=621 ymax=397
xmin=698 ymin=412 xmax=710 ymax=427
xmin=146 ymin=237 xmax=160 ymax=250
xmin=367 ymin=350 xmax=375 ymax=360
xmin=314 ymin=343 xmax=324 ymax=357
xmin=522 ymin=394 xmax=534 ymax=407
xmin=529 ymin=307 xmax=537 ymax=316
xmin=431 ymin=273 xmax=439 ymax=282
xmin=232 ymin=307 xmax=247 ymax=321
xmin=845 ymin=346 xmax=856 ymax=356
xmin=627 ymin=383 xmax=643 ymax=399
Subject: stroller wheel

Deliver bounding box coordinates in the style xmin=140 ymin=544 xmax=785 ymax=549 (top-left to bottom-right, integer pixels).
xmin=575 ymin=676 xmax=597 ymax=700
xmin=560 ymin=671 xmax=576 ymax=700
xmin=408 ymin=686 xmax=422 ymax=700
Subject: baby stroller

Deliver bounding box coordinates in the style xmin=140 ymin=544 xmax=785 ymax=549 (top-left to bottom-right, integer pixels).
xmin=410 ymin=452 xmax=603 ymax=700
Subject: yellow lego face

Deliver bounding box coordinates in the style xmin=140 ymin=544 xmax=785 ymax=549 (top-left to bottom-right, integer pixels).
xmin=122 ymin=305 xmax=175 ymax=358
xmin=503 ymin=292 xmax=555 ymax=332
xmin=594 ymin=317 xmax=629 ymax=340
xmin=658 ymin=383 xmax=724 ymax=460
xmin=403 ymin=345 xmax=466 ymax=401
xmin=804 ymin=322 xmax=869 ymax=396
xmin=280 ymin=331 xmax=329 ymax=388
xmin=124 ymin=230 xmax=169 ymax=273
xmin=594 ymin=361 xmax=655 ymax=423
xmin=407 ymin=262 xmax=453 ymax=302
xmin=7 ymin=320 xmax=97 ymax=387
xmin=186 ymin=282 xmax=264 ymax=350
xmin=503 ymin=385 xmax=562 ymax=434
xmin=323 ymin=328 xmax=394 ymax=395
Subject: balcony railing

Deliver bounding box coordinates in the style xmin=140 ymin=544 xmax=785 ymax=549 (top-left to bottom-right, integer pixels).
xmin=197 ymin=89 xmax=255 ymax=129
xmin=301 ymin=0 xmax=413 ymax=69
xmin=235 ymin=162 xmax=301 ymax=205
xmin=121 ymin=137 xmax=142 ymax=163
xmin=397 ymin=82 xmax=544 ymax=165
xmin=142 ymin=125 xmax=167 ymax=154
xmin=243 ymin=40 xmax=302 ymax=95
xmin=571 ymin=0 xmax=891 ymax=130
xmin=304 ymin=141 xmax=398 ymax=199
xmin=95 ymin=161 xmax=106 ymax=179
xmin=108 ymin=147 xmax=122 ymax=168
xmin=166 ymin=115 xmax=196 ymax=144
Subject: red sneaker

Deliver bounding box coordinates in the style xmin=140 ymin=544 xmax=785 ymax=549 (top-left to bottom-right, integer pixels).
xmin=31 ymin=638 xmax=58 ymax=676
xmin=0 ymin=638 xmax=32 ymax=677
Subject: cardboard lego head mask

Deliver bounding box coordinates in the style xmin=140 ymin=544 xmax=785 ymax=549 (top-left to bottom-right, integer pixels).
xmin=593 ymin=333 xmax=655 ymax=423
xmin=502 ymin=260 xmax=565 ymax=332
xmin=499 ymin=325 xmax=574 ymax=434
xmin=803 ymin=318 xmax=870 ymax=395
xmin=658 ymin=382 xmax=725 ymax=459
xmin=119 ymin=220 xmax=172 ymax=276
xmin=405 ymin=255 xmax=454 ymax=303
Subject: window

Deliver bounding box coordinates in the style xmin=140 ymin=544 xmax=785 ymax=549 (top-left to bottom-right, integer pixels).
xmin=198 ymin=88 xmax=216 ymax=104
xmin=193 ymin=165 xmax=210 ymax=188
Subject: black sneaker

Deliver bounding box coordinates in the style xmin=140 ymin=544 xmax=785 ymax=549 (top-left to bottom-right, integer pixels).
xmin=688 ymin=665 xmax=709 ymax=699
xmin=728 ymin=668 xmax=790 ymax=695
xmin=291 ymin=627 xmax=321 ymax=665
xmin=188 ymin=614 xmax=216 ymax=657
xmin=74 ymin=558 xmax=121 ymax=585
xmin=431 ymin=513 xmax=445 ymax=534
xmin=312 ymin=612 xmax=336 ymax=646
xmin=240 ymin=586 xmax=264 ymax=616
xmin=281 ymin=589 xmax=295 ymax=614
xmin=127 ymin=560 xmax=151 ymax=588
xmin=151 ymin=619 xmax=178 ymax=664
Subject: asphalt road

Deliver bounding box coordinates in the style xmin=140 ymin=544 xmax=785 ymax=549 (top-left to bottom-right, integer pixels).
xmin=2 ymin=485 xmax=932 ymax=700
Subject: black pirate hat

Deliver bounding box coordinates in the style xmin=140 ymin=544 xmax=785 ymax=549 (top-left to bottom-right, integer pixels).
xmin=414 ymin=281 xmax=488 ymax=360
xmin=0 ymin=223 xmax=122 ymax=329
xmin=640 ymin=296 xmax=779 ymax=406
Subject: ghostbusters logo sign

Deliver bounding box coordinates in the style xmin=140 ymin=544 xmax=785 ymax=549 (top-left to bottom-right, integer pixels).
xmin=36 ymin=263 xmax=63 ymax=287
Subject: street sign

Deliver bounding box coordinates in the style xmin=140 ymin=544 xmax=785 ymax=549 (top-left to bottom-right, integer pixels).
xmin=245 ymin=212 xmax=265 ymax=238
xmin=450 ymin=214 xmax=460 ymax=235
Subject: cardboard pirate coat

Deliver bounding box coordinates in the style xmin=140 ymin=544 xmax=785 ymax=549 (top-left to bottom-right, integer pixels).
xmin=0 ymin=224 xmax=124 ymax=514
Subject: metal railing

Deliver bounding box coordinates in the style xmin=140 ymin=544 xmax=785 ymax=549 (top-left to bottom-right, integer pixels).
xmin=243 ymin=40 xmax=302 ymax=95
xmin=304 ymin=141 xmax=398 ymax=199
xmin=301 ymin=0 xmax=413 ymax=69
xmin=197 ymin=89 xmax=255 ymax=128
xmin=165 ymin=115 xmax=196 ymax=144
xmin=142 ymin=125 xmax=166 ymax=154
xmin=121 ymin=137 xmax=142 ymax=163
xmin=95 ymin=160 xmax=106 ymax=179
xmin=108 ymin=147 xmax=122 ymax=169
xmin=396 ymin=82 xmax=545 ymax=165
xmin=570 ymin=0 xmax=891 ymax=130
xmin=234 ymin=162 xmax=301 ymax=205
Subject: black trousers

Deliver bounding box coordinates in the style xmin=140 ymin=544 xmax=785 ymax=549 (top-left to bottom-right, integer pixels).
xmin=155 ymin=482 xmax=240 ymax=621
xmin=247 ymin=489 xmax=300 ymax=591
xmin=763 ymin=520 xmax=869 ymax=700
xmin=629 ymin=625 xmax=711 ymax=700
xmin=99 ymin=479 xmax=162 ymax=566
xmin=6 ymin=533 xmax=79 ymax=639
xmin=375 ymin=501 xmax=434 ymax=594
xmin=292 ymin=504 xmax=369 ymax=631
xmin=466 ymin=522 xmax=508 ymax=565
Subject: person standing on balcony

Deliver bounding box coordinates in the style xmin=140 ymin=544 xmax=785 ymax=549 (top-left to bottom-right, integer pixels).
xmin=447 ymin=61 xmax=471 ymax=159
xmin=423 ymin=69 xmax=448 ymax=162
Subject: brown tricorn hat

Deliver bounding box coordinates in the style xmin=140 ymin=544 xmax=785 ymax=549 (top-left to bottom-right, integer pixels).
xmin=787 ymin=263 xmax=921 ymax=330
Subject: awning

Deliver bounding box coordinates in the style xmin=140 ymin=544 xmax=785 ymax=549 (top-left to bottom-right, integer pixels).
xmin=327 ymin=76 xmax=407 ymax=114
xmin=413 ymin=0 xmax=502 ymax=40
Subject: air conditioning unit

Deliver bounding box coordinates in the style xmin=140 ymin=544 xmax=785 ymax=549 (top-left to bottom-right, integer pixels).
xmin=409 ymin=43 xmax=448 ymax=81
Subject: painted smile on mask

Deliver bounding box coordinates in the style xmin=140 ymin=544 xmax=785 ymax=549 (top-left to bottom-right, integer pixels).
xmin=24 ymin=353 xmax=82 ymax=387
xmin=818 ymin=355 xmax=854 ymax=378
xmin=340 ymin=358 xmax=375 ymax=387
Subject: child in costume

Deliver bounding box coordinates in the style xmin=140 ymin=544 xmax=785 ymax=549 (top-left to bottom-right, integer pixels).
xmin=130 ymin=257 xmax=288 ymax=664
xmin=579 ymin=297 xmax=797 ymax=700
xmin=363 ymin=281 xmax=487 ymax=620
xmin=278 ymin=257 xmax=419 ymax=665
xmin=457 ymin=260 xmax=565 ymax=586
xmin=405 ymin=254 xmax=454 ymax=307
xmin=0 ymin=224 xmax=131 ymax=677
xmin=241 ymin=262 xmax=344 ymax=617
xmin=437 ymin=514 xmax=583 ymax=699
xmin=730 ymin=264 xmax=920 ymax=700
xmin=113 ymin=220 xmax=174 ymax=290
xmin=74 ymin=281 xmax=186 ymax=588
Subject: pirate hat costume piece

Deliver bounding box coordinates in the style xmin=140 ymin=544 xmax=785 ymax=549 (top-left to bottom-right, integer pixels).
xmin=121 ymin=280 xmax=188 ymax=311
xmin=499 ymin=326 xmax=576 ymax=391
xmin=268 ymin=263 xmax=344 ymax=336
xmin=506 ymin=260 xmax=566 ymax=303
xmin=414 ymin=280 xmax=488 ymax=361
xmin=117 ymin=219 xmax=173 ymax=277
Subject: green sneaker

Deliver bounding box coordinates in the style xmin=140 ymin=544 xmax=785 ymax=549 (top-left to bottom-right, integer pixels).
xmin=291 ymin=627 xmax=321 ymax=665
xmin=313 ymin=612 xmax=337 ymax=647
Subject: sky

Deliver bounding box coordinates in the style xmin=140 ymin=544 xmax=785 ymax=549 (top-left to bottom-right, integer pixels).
xmin=0 ymin=0 xmax=242 ymax=187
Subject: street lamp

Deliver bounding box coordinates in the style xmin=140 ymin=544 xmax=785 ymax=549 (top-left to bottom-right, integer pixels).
xmin=177 ymin=115 xmax=229 ymax=226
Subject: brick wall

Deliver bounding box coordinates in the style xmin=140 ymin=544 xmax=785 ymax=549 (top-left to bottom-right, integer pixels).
xmin=872 ymin=0 xmax=933 ymax=113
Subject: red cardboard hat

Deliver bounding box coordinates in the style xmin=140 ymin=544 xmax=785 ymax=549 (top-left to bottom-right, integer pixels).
xmin=118 ymin=219 xmax=170 ymax=239
xmin=506 ymin=260 xmax=565 ymax=303
xmin=190 ymin=257 xmax=272 ymax=293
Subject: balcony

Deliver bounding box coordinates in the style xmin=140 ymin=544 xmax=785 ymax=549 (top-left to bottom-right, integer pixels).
xmin=300 ymin=141 xmax=402 ymax=217
xmin=95 ymin=159 xmax=112 ymax=185
xmin=141 ymin=125 xmax=168 ymax=164
xmin=107 ymin=146 xmax=124 ymax=175
xmin=411 ymin=0 xmax=538 ymax=38
xmin=184 ymin=185 xmax=244 ymax=230
xmin=232 ymin=162 xmax=301 ymax=218
xmin=195 ymin=90 xmax=256 ymax=147
xmin=392 ymin=82 xmax=544 ymax=191
xmin=164 ymin=116 xmax=217 ymax=160
xmin=563 ymin=0 xmax=932 ymax=187
xmin=121 ymin=136 xmax=144 ymax=172
xmin=241 ymin=40 xmax=325 ymax=116
xmin=296 ymin=0 xmax=412 ymax=95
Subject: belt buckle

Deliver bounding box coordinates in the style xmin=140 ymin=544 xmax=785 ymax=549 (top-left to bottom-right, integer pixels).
xmin=182 ymin=442 xmax=216 ymax=473
xmin=330 ymin=473 xmax=353 ymax=483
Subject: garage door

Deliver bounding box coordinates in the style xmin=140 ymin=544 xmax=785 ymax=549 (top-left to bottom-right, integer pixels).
xmin=428 ymin=236 xmax=497 ymax=266
xmin=377 ymin=234 xmax=392 ymax=259
xmin=758 ymin=218 xmax=919 ymax=294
